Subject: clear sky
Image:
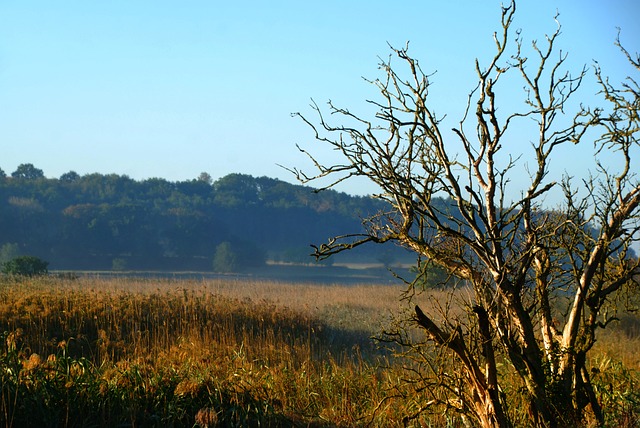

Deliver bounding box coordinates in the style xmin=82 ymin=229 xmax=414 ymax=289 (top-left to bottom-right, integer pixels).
xmin=0 ymin=1 xmax=638 ymax=196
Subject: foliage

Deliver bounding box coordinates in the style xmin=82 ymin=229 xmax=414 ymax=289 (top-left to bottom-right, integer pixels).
xmin=213 ymin=240 xmax=267 ymax=273
xmin=410 ymin=259 xmax=452 ymax=288
xmin=11 ymin=163 xmax=44 ymax=180
xmin=212 ymin=241 xmax=238 ymax=272
xmin=1 ymin=255 xmax=49 ymax=276
xmin=293 ymin=2 xmax=639 ymax=426
xmin=0 ymin=171 xmax=393 ymax=270
xmin=59 ymin=170 xmax=80 ymax=182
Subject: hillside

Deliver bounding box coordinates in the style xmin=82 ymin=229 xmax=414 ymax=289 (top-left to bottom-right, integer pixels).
xmin=0 ymin=164 xmax=414 ymax=272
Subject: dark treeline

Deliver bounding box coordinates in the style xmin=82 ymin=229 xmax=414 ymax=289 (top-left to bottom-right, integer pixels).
xmin=0 ymin=163 xmax=410 ymax=271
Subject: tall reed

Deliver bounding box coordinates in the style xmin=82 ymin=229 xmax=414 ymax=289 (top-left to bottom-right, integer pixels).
xmin=0 ymin=276 xmax=637 ymax=427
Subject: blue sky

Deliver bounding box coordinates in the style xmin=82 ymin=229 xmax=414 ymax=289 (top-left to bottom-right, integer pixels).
xmin=0 ymin=1 xmax=638 ymax=196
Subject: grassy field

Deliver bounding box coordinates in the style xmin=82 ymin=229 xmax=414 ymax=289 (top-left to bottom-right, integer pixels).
xmin=0 ymin=275 xmax=638 ymax=427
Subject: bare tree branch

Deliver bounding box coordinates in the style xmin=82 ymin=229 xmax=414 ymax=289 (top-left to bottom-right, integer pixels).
xmin=291 ymin=1 xmax=639 ymax=425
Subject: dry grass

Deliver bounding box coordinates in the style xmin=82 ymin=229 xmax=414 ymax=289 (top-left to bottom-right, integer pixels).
xmin=0 ymin=276 xmax=409 ymax=427
xmin=0 ymin=276 xmax=638 ymax=427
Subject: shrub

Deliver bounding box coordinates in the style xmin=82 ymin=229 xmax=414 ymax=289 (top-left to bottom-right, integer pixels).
xmin=1 ymin=255 xmax=49 ymax=276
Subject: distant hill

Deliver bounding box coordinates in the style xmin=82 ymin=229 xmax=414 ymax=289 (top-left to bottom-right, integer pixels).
xmin=0 ymin=165 xmax=415 ymax=272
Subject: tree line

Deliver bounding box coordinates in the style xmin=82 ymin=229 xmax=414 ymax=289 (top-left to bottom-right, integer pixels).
xmin=0 ymin=165 xmax=407 ymax=271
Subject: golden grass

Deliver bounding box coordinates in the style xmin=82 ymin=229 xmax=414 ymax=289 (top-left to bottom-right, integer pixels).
xmin=0 ymin=276 xmax=410 ymax=426
xmin=0 ymin=276 xmax=638 ymax=427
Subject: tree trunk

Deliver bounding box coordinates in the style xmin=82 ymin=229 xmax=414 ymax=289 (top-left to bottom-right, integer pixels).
xmin=415 ymin=305 xmax=512 ymax=428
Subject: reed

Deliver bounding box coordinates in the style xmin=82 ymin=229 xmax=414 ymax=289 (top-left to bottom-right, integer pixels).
xmin=0 ymin=276 xmax=637 ymax=427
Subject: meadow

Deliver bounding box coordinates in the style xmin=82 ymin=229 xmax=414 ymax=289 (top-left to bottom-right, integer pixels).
xmin=0 ymin=275 xmax=638 ymax=427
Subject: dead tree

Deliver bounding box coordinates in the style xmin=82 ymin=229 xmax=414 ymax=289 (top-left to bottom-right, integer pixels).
xmin=290 ymin=2 xmax=639 ymax=426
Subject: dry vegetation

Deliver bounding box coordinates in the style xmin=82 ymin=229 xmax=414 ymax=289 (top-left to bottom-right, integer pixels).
xmin=0 ymin=275 xmax=638 ymax=427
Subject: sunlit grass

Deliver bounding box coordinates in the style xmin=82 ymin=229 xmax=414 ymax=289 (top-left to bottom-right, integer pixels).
xmin=0 ymin=276 xmax=406 ymax=426
xmin=0 ymin=276 xmax=637 ymax=427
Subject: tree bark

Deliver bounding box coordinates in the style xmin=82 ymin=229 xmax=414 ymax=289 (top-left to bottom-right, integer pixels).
xmin=415 ymin=305 xmax=513 ymax=428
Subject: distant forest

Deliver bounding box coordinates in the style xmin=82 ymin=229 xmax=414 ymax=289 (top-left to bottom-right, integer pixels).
xmin=0 ymin=163 xmax=413 ymax=272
